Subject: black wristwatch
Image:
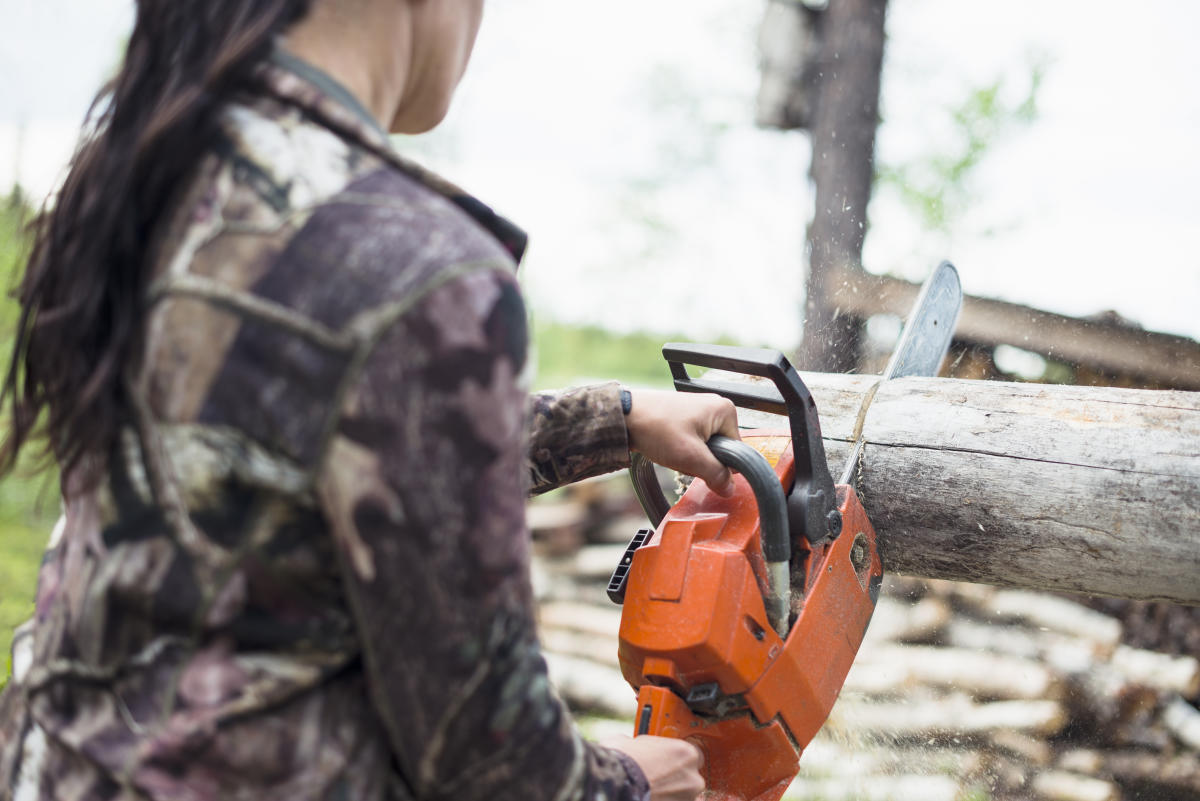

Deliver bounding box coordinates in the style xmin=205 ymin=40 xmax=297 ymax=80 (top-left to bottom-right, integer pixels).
xmin=619 ymin=387 xmax=633 ymax=415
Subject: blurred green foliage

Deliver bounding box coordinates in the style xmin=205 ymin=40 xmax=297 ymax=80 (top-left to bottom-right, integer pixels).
xmin=0 ymin=196 xmax=58 ymax=529
xmin=877 ymin=56 xmax=1048 ymax=234
xmin=533 ymin=319 xmax=739 ymax=391
xmin=1 ymin=191 xmax=54 ymax=682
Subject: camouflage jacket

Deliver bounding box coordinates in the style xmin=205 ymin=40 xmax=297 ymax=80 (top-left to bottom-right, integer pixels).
xmin=0 ymin=49 xmax=647 ymax=801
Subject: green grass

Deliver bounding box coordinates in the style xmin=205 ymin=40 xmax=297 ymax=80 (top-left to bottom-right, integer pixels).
xmin=532 ymin=319 xmax=741 ymax=390
xmin=0 ymin=192 xmax=49 ymax=682
xmin=0 ymin=521 xmax=43 ymax=676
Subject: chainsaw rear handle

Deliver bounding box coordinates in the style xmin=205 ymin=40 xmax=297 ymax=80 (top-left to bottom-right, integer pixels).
xmin=630 ymin=437 xmax=788 ymax=560
xmin=709 ymin=436 xmax=791 ymax=636
xmin=705 ymin=436 xmax=789 ymax=565
xmin=662 ymin=344 xmax=841 ymax=544
xmin=630 ymin=436 xmax=791 ymax=636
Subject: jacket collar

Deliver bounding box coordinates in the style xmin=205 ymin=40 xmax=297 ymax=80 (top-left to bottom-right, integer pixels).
xmin=257 ymin=46 xmax=529 ymax=266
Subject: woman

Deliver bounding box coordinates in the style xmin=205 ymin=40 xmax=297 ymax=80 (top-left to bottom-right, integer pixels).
xmin=0 ymin=1 xmax=740 ymax=800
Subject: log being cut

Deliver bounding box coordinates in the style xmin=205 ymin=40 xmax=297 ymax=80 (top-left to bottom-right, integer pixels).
xmin=734 ymin=373 xmax=1200 ymax=605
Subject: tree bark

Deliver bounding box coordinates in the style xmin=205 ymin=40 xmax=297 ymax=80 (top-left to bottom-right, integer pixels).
xmin=736 ymin=374 xmax=1200 ymax=605
xmin=797 ymin=0 xmax=888 ymax=372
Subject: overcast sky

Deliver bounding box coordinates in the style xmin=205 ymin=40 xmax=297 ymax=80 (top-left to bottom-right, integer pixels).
xmin=2 ymin=0 xmax=1197 ymax=349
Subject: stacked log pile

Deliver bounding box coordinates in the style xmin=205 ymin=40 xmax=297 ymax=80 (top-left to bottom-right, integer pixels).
xmin=529 ymin=476 xmax=1200 ymax=801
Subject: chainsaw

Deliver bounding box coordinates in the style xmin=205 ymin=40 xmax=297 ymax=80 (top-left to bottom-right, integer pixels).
xmin=607 ymin=262 xmax=963 ymax=801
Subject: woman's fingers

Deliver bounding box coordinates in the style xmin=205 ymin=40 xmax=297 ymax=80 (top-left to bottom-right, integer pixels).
xmin=598 ymin=734 xmax=706 ymax=801
xmin=689 ymin=439 xmax=736 ymax=497
xmin=625 ymin=390 xmax=740 ymax=496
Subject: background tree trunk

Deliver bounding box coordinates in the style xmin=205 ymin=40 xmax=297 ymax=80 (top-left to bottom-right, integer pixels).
xmin=796 ymin=0 xmax=889 ymax=372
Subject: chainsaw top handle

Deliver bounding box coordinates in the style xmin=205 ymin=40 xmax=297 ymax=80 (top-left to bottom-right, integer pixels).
xmin=662 ymin=344 xmax=842 ymax=544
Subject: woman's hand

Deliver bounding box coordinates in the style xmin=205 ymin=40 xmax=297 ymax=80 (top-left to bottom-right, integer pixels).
xmin=625 ymin=389 xmax=740 ymax=497
xmin=600 ymin=734 xmax=705 ymax=801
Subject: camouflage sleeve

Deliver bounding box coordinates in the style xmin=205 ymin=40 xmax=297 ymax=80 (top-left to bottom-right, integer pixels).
xmin=527 ymin=385 xmax=631 ymax=495
xmin=316 ymin=268 xmax=649 ymax=801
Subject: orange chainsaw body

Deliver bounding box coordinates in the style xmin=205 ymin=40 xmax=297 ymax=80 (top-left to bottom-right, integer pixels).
xmin=617 ymin=431 xmax=883 ymax=801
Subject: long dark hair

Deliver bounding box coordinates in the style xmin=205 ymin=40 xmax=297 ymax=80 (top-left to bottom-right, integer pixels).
xmin=1 ymin=0 xmax=313 ymax=486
